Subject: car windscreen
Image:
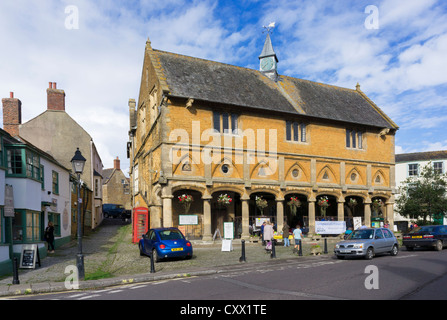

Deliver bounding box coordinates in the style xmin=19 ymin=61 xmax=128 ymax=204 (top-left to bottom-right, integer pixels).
xmin=409 ymin=226 xmax=437 ymax=233
xmin=349 ymin=229 xmax=374 ymax=240
xmin=159 ymin=230 xmax=185 ymax=240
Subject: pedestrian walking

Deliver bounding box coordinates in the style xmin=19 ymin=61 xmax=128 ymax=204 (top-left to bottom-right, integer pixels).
xmin=261 ymin=221 xmax=266 ymax=245
xmin=282 ymin=222 xmax=290 ymax=247
xmin=263 ymin=221 xmax=274 ymax=252
xmin=45 ymin=221 xmax=55 ymax=253
xmin=293 ymin=225 xmax=302 ymax=253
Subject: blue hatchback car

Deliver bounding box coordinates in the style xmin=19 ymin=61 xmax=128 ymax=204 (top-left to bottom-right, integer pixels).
xmin=139 ymin=228 xmax=193 ymax=262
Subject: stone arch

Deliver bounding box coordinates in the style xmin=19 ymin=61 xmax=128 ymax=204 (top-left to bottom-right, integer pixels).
xmin=171 ymin=182 xmax=206 ymax=196
xmin=317 ymin=165 xmax=337 ymax=183
xmin=209 ymin=185 xmax=244 ymax=197
xmin=285 ymin=162 xmax=308 ymax=181
xmin=372 ymin=169 xmax=387 ymax=186
xmin=172 ymin=153 xmax=200 ymax=176
xmin=346 ymin=167 xmax=364 ymax=185
xmin=212 ymin=156 xmax=242 ymax=179
xmin=248 ymin=187 xmax=281 ymax=199
xmin=250 ymin=160 xmax=275 ymax=179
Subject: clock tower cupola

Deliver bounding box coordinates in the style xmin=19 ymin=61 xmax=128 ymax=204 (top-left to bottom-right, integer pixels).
xmin=259 ymin=26 xmax=279 ymax=81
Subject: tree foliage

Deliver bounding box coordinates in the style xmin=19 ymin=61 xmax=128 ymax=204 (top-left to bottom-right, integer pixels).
xmin=395 ymin=162 xmax=447 ymax=224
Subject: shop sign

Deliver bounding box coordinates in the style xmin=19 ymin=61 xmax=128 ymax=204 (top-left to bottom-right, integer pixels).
xmin=4 ymin=184 xmax=14 ymax=217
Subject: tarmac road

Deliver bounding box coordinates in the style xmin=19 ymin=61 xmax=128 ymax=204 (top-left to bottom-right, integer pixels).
xmin=5 ymin=248 xmax=447 ymax=301
xmin=2 ymin=219 xmax=447 ymax=302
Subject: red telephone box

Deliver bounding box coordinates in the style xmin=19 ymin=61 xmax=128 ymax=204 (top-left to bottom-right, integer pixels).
xmin=132 ymin=207 xmax=149 ymax=243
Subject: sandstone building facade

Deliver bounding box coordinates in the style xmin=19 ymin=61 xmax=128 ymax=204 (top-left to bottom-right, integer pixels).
xmin=129 ymin=35 xmax=399 ymax=240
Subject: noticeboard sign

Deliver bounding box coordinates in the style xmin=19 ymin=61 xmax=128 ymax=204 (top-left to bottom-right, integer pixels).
xmin=223 ymin=222 xmax=234 ymax=239
xmin=20 ymin=244 xmax=41 ymax=269
xmin=179 ymin=215 xmax=198 ymax=225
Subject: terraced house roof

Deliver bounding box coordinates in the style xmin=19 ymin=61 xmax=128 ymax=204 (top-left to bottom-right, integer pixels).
xmin=152 ymin=49 xmax=398 ymax=130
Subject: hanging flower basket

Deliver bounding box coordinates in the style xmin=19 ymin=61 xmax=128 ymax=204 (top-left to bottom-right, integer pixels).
xmin=348 ymin=198 xmax=357 ymax=207
xmin=348 ymin=198 xmax=357 ymax=215
xmin=178 ymin=194 xmax=193 ymax=214
xmin=287 ymin=197 xmax=301 ymax=215
xmin=255 ymin=196 xmax=268 ymax=214
xmin=371 ymin=199 xmax=383 ymax=217
xmin=317 ymin=196 xmax=330 ymax=217
xmin=217 ymin=194 xmax=232 ymax=207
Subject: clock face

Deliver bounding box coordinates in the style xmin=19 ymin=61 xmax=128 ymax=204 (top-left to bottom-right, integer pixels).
xmin=260 ymin=57 xmax=274 ymax=71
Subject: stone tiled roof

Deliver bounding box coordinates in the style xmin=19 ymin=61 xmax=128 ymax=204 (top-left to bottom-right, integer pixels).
xmin=153 ymin=49 xmax=398 ymax=129
xmin=395 ymin=151 xmax=447 ymax=163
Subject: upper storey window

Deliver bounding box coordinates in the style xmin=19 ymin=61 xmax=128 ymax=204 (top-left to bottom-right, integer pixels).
xmin=286 ymin=121 xmax=306 ymax=142
xmin=346 ymin=129 xmax=363 ymax=149
xmin=213 ymin=112 xmax=238 ymax=134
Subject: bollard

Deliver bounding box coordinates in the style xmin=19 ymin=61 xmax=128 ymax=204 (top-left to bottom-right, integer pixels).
xmin=150 ymin=251 xmax=156 ymax=273
xmin=12 ymin=257 xmax=20 ymax=285
xmin=324 ymin=238 xmax=328 ymax=254
xmin=239 ymin=240 xmax=246 ymax=263
xmin=298 ymin=240 xmax=303 ymax=257
xmin=271 ymin=240 xmax=276 ymax=259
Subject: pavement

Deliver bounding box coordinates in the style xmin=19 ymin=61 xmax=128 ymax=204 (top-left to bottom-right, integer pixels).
xmin=0 ymin=218 xmax=340 ymax=298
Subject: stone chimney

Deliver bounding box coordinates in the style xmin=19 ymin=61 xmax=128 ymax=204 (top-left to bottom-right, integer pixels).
xmin=2 ymin=92 xmax=22 ymax=137
xmin=114 ymin=156 xmax=121 ymax=170
xmin=47 ymin=82 xmax=65 ymax=111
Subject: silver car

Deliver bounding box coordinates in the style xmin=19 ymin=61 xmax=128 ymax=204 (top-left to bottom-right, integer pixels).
xmin=334 ymin=228 xmax=399 ymax=260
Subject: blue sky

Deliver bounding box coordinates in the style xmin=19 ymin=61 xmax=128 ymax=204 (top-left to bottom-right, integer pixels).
xmin=1 ymin=0 xmax=447 ymax=174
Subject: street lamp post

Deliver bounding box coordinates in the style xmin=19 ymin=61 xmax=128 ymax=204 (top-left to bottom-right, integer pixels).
xmin=71 ymin=148 xmax=86 ymax=280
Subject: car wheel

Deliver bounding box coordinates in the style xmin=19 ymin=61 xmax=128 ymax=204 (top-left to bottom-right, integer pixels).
xmin=390 ymin=245 xmax=399 ymax=256
xmin=152 ymin=249 xmax=160 ymax=263
xmin=435 ymin=240 xmax=443 ymax=251
xmin=365 ymin=247 xmax=374 ymax=260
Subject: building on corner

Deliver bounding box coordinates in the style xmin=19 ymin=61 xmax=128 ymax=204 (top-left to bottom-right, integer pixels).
xmin=128 ymin=34 xmax=399 ymax=240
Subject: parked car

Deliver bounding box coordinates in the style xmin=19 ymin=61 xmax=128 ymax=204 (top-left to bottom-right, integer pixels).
xmin=334 ymin=227 xmax=399 ymax=260
xmin=139 ymin=228 xmax=193 ymax=262
xmin=403 ymin=225 xmax=447 ymax=251
xmin=103 ymin=203 xmax=128 ymax=219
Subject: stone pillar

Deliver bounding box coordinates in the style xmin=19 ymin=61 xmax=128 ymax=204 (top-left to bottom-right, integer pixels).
xmin=276 ymin=198 xmax=284 ymax=235
xmin=308 ymin=198 xmax=316 ymax=234
xmin=364 ymin=201 xmax=371 ymax=228
xmin=386 ymin=200 xmax=395 ymax=229
xmin=337 ymin=199 xmax=345 ymax=222
xmin=202 ymin=196 xmax=213 ymax=241
xmin=162 ymin=195 xmax=173 ymax=228
xmin=151 ymin=205 xmax=162 ymax=228
xmin=241 ymin=196 xmax=250 ymax=240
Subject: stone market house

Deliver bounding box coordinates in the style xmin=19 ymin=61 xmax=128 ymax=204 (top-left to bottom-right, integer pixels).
xmin=128 ymin=35 xmax=399 ymax=241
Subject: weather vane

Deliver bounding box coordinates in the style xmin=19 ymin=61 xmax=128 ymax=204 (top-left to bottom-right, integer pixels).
xmin=263 ymin=22 xmax=276 ymax=34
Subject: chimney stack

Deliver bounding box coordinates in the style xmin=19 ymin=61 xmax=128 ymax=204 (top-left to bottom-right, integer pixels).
xmin=2 ymin=92 xmax=22 ymax=137
xmin=113 ymin=156 xmax=121 ymax=170
xmin=47 ymin=82 xmax=65 ymax=111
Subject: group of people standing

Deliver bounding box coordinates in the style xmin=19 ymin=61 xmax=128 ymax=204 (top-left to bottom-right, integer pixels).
xmin=261 ymin=221 xmax=302 ymax=253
